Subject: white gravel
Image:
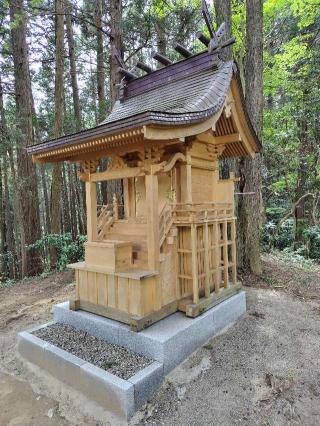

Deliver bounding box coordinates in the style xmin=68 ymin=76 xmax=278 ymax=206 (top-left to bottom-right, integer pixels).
xmin=33 ymin=323 xmax=152 ymax=380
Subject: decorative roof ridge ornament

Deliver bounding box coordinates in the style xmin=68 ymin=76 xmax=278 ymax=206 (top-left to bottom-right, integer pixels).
xmin=197 ymin=0 xmax=236 ymax=55
xmin=114 ymin=0 xmax=236 ymax=98
xmin=112 ymin=45 xmax=139 ymax=101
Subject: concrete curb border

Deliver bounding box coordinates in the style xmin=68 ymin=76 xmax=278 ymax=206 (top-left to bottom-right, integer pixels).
xmin=18 ymin=328 xmax=164 ymax=420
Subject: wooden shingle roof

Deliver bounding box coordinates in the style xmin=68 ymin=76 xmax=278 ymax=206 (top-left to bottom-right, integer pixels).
xmin=104 ymin=55 xmax=233 ymax=126
xmin=27 ymin=0 xmax=262 ymax=163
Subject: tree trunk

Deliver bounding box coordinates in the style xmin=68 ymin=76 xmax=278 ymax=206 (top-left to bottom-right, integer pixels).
xmin=103 ymin=0 xmax=123 ymax=205
xmin=95 ymin=0 xmax=107 ymax=122
xmin=74 ymin=165 xmax=86 ymax=234
xmin=9 ymin=0 xmax=42 ymax=276
xmin=7 ymin=147 xmax=28 ymax=278
xmin=50 ymin=0 xmax=65 ymax=266
xmin=65 ymin=0 xmax=82 ymax=131
xmin=3 ymin=155 xmax=16 ymax=279
xmin=40 ymin=165 xmax=50 ymax=234
xmin=67 ymin=165 xmax=77 ymax=239
xmin=236 ymin=0 xmax=263 ymax=275
xmin=109 ymin=0 xmax=123 ymax=108
xmin=62 ymin=163 xmax=72 ymax=233
xmin=0 ymin=157 xmax=4 ymax=277
xmin=214 ymin=0 xmax=232 ymax=60
xmin=0 ymin=72 xmax=27 ymax=278
xmin=155 ymin=18 xmax=167 ymax=57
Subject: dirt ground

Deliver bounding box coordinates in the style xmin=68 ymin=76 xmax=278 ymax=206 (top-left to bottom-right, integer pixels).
xmin=0 ymin=254 xmax=320 ymax=426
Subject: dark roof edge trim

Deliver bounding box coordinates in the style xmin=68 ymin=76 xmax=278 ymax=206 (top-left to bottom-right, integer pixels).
xmin=27 ymin=102 xmax=226 ymax=156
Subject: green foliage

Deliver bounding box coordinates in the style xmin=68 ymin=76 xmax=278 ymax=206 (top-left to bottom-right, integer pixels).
xmin=263 ymin=219 xmax=320 ymax=263
xmin=263 ymin=0 xmax=320 ymax=205
xmin=28 ymin=234 xmax=87 ymax=271
xmin=0 ymin=278 xmax=16 ymax=289
xmin=275 ymin=247 xmax=315 ymax=269
xmin=302 ymin=225 xmax=320 ymax=261
xmin=262 ymin=219 xmax=295 ymax=250
xmin=265 ymin=207 xmax=287 ymax=221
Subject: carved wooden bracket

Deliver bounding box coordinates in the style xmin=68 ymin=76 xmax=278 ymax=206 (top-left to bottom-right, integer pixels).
xmin=80 ymin=159 xmax=99 ymax=174
xmin=224 ymin=94 xmax=234 ymax=119
xmin=137 ymin=146 xmax=165 ymax=167
xmin=108 ymin=155 xmax=127 ymax=171
xmin=206 ymin=144 xmax=225 ymax=159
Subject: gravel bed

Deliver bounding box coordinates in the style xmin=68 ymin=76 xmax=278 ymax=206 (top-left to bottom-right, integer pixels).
xmin=33 ymin=323 xmax=152 ymax=380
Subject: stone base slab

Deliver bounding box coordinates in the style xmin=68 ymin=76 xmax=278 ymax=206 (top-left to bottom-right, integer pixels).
xmin=18 ymin=291 xmax=246 ymax=419
xmin=54 ymin=291 xmax=246 ymax=374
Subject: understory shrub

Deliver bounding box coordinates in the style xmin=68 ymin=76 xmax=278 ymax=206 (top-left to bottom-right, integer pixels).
xmin=302 ymin=226 xmax=320 ymax=262
xmin=262 ymin=219 xmax=295 ymax=250
xmin=263 ymin=216 xmax=320 ymax=263
xmin=28 ymin=233 xmax=87 ymax=271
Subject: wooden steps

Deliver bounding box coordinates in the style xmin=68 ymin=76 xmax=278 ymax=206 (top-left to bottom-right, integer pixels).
xmin=103 ymin=219 xmax=148 ymax=269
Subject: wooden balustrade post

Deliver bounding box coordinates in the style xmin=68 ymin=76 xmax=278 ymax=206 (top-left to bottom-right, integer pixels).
xmin=223 ymin=221 xmax=229 ymax=287
xmin=231 ymin=219 xmax=237 ymax=284
xmin=86 ymin=181 xmax=97 ymax=242
xmin=204 ymin=215 xmax=210 ymax=298
xmin=146 ymin=171 xmax=159 ymax=270
xmin=213 ymin=221 xmax=220 ymax=293
xmin=191 ymin=223 xmax=199 ymax=304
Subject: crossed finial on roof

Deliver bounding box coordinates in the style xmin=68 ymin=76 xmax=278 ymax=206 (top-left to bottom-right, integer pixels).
xmin=114 ymin=0 xmax=235 ymax=89
xmin=197 ymin=0 xmax=235 ymax=54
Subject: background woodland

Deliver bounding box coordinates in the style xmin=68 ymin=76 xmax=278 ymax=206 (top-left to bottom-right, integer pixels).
xmin=0 ymin=0 xmax=319 ymax=283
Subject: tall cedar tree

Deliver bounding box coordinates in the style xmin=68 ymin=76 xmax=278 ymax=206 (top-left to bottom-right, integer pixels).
xmin=65 ymin=1 xmax=86 ymax=234
xmin=50 ymin=0 xmax=65 ymax=265
xmin=96 ymin=0 xmax=106 ymax=122
xmin=66 ymin=0 xmax=82 ymax=131
xmin=214 ymin=0 xmax=232 ymax=60
xmin=109 ymin=0 xmax=123 ymax=107
xmin=9 ymin=0 xmax=42 ymax=276
xmin=237 ymin=0 xmax=263 ymax=274
xmin=0 ymin=75 xmax=27 ymax=277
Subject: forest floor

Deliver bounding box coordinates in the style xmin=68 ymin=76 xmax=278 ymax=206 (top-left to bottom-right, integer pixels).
xmin=0 ymin=253 xmax=320 ymax=425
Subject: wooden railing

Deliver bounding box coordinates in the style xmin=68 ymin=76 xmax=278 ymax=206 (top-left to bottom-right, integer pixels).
xmin=173 ymin=202 xmax=234 ymax=223
xmin=97 ymin=204 xmax=114 ymax=240
xmin=159 ymin=203 xmax=175 ymax=247
xmin=174 ymin=202 xmax=237 ymax=305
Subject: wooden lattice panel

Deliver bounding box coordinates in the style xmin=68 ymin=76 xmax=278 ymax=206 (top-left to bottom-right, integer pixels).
xmin=177 ymin=218 xmax=237 ymax=303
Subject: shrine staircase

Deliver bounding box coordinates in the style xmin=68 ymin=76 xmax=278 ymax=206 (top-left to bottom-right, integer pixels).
xmin=96 ymin=202 xmax=178 ymax=270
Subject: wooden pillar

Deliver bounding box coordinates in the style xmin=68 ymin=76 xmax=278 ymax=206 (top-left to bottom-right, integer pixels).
xmin=123 ymin=177 xmax=136 ymax=218
xmin=180 ymin=163 xmax=192 ymax=204
xmin=86 ymin=181 xmax=97 ymax=241
xmin=146 ymin=173 xmax=159 ymax=270
xmin=123 ymin=178 xmax=130 ymax=218
xmin=175 ymin=166 xmax=181 ymax=203
xmin=129 ymin=178 xmax=136 ymax=217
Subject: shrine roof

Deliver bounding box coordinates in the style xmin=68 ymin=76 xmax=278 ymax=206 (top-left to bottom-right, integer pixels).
xmin=27 ymin=0 xmax=262 ymax=163
xmin=27 ymin=54 xmax=261 ymax=163
xmin=103 ymin=55 xmax=233 ymax=126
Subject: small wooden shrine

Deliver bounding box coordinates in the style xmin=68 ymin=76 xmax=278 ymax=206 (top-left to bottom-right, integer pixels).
xmin=28 ymin=1 xmax=261 ymax=331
